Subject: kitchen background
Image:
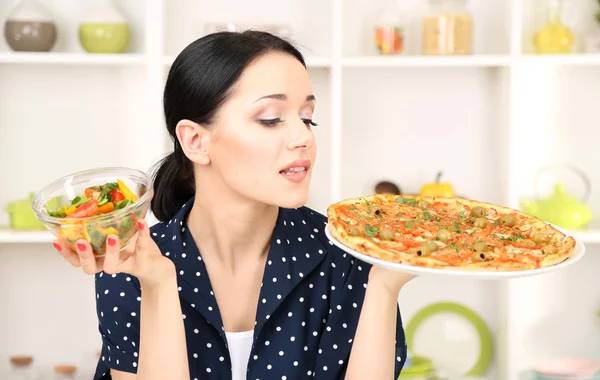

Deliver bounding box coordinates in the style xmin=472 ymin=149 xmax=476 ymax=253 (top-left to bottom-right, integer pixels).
xmin=1 ymin=0 xmax=600 ymax=379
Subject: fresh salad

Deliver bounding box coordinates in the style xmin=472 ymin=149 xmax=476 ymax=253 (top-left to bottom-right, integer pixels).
xmin=46 ymin=180 xmax=141 ymax=254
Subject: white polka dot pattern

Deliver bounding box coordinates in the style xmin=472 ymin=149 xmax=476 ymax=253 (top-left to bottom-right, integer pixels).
xmin=92 ymin=199 xmax=407 ymax=379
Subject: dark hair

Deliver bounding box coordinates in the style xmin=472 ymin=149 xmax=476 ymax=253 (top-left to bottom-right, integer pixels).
xmin=150 ymin=31 xmax=307 ymax=222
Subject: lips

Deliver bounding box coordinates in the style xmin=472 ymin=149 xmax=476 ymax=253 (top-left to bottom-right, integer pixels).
xmin=279 ymin=160 xmax=311 ymax=184
xmin=279 ymin=160 xmax=311 ymax=174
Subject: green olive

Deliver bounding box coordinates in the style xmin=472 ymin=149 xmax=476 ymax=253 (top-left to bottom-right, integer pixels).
xmin=368 ymin=204 xmax=381 ymax=215
xmin=417 ymin=199 xmax=431 ymax=210
xmin=499 ymin=215 xmax=516 ymax=227
xmin=435 ymin=229 xmax=452 ymax=241
xmin=471 ymin=252 xmax=487 ymax=261
xmin=348 ymin=226 xmax=360 ymax=236
xmin=470 ymin=206 xmax=486 ymax=218
xmin=416 ymin=243 xmax=433 ymax=257
xmin=473 ymin=218 xmax=487 ymax=229
xmin=417 ymin=212 xmax=431 ymax=220
xmin=425 ymin=240 xmax=439 ymax=252
xmin=473 ymin=241 xmax=488 ymax=252
xmin=542 ymin=245 xmax=558 ymax=255
xmin=532 ymin=232 xmax=550 ymax=244
xmin=380 ymin=228 xmax=395 ymax=241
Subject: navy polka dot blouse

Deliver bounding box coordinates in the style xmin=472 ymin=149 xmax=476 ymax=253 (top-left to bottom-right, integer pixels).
xmin=93 ymin=198 xmax=407 ymax=379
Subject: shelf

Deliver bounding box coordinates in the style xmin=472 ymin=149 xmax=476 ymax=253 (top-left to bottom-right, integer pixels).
xmin=162 ymin=55 xmax=331 ymax=68
xmin=342 ymin=55 xmax=511 ymax=68
xmin=2 ymin=227 xmax=598 ymax=245
xmin=342 ymin=55 xmax=600 ymax=68
xmin=0 ymin=52 xmax=146 ymax=65
xmin=6 ymin=53 xmax=599 ymax=68
xmin=2 ymin=228 xmax=598 ymax=245
xmin=519 ymin=54 xmax=600 ymax=66
xmin=0 ymin=229 xmax=53 ymax=244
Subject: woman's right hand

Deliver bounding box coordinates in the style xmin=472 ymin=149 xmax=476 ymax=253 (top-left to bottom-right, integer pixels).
xmin=52 ymin=219 xmax=175 ymax=287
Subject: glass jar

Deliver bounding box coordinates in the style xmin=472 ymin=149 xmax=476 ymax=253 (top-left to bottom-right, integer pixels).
xmin=422 ymin=0 xmax=474 ymax=55
xmin=54 ymin=365 xmax=77 ymax=380
xmin=374 ymin=7 xmax=406 ymax=55
xmin=7 ymin=356 xmax=35 ymax=380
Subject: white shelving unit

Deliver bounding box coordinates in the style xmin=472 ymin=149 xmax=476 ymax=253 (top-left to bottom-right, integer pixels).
xmin=1 ymin=0 xmax=600 ymax=378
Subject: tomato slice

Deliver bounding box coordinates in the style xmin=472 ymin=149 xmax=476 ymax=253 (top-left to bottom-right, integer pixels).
xmin=69 ymin=200 xmax=99 ymax=218
xmin=110 ymin=189 xmax=125 ymax=203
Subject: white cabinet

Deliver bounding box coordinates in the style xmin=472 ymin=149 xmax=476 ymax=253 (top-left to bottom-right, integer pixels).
xmin=1 ymin=0 xmax=599 ymax=378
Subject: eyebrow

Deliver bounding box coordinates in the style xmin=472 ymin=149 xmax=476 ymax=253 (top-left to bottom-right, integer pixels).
xmin=253 ymin=94 xmax=316 ymax=103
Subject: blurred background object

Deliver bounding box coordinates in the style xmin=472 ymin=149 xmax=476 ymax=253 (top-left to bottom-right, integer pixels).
xmin=375 ymin=180 xmax=402 ymax=195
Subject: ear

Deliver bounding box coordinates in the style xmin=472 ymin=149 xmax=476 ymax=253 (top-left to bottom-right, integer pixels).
xmin=175 ymin=119 xmax=211 ymax=165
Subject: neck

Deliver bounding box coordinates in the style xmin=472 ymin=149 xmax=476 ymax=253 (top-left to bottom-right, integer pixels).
xmin=186 ymin=187 xmax=279 ymax=270
xmin=547 ymin=0 xmax=562 ymax=23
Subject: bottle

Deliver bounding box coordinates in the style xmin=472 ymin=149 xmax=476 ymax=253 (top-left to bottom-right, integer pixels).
xmin=533 ymin=0 xmax=574 ymax=54
xmin=53 ymin=365 xmax=77 ymax=380
xmin=6 ymin=356 xmax=36 ymax=380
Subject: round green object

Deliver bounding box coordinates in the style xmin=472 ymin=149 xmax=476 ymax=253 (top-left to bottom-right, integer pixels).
xmin=405 ymin=302 xmax=493 ymax=377
xmin=79 ymin=23 xmax=129 ymax=53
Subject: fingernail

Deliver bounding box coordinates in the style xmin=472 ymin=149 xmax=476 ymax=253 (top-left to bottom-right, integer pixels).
xmin=53 ymin=242 xmax=61 ymax=252
xmin=107 ymin=237 xmax=116 ymax=246
xmin=137 ymin=221 xmax=144 ymax=230
xmin=77 ymin=242 xmax=86 ymax=252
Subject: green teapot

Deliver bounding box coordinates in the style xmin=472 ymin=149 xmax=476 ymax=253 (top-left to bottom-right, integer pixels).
xmin=5 ymin=193 xmax=45 ymax=230
xmin=520 ymin=166 xmax=593 ymax=231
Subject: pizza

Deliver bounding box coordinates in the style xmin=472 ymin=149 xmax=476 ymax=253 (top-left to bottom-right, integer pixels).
xmin=326 ymin=194 xmax=576 ymax=271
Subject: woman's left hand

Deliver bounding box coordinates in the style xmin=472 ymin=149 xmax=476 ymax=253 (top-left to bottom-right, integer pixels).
xmin=368 ymin=265 xmax=418 ymax=296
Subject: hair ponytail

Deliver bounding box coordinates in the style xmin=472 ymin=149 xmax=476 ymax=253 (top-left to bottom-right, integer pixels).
xmin=150 ymin=148 xmax=195 ymax=222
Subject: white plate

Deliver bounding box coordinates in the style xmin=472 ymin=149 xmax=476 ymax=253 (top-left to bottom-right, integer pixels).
xmin=324 ymin=223 xmax=586 ymax=280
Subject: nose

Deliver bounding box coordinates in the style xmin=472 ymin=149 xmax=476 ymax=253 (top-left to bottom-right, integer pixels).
xmin=286 ymin=118 xmax=314 ymax=150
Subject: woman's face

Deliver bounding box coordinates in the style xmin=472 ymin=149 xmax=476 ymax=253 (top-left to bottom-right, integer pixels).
xmin=202 ymin=51 xmax=318 ymax=209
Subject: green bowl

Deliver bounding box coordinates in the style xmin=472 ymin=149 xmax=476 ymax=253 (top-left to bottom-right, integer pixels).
xmin=79 ymin=23 xmax=130 ymax=53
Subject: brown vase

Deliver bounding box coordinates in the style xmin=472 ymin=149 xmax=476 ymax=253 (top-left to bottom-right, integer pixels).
xmin=3 ymin=0 xmax=57 ymax=52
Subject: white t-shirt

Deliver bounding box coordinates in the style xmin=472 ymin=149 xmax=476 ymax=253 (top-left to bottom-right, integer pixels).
xmin=225 ymin=330 xmax=254 ymax=380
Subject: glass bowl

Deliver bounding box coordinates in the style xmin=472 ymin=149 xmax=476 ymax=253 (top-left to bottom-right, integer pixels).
xmin=32 ymin=167 xmax=153 ymax=257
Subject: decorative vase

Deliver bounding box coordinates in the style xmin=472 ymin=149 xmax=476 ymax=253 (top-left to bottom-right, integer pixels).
xmin=79 ymin=0 xmax=130 ymax=54
xmin=3 ymin=0 xmax=57 ymax=52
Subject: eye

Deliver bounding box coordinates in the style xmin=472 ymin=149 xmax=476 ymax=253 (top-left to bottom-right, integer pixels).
xmin=259 ymin=118 xmax=283 ymax=127
xmin=302 ymin=119 xmax=318 ymax=127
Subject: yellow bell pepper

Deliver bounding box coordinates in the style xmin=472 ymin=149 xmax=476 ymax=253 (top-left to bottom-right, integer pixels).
xmin=59 ymin=226 xmax=80 ymax=241
xmin=419 ymin=171 xmax=455 ymax=197
xmin=103 ymin=227 xmax=119 ymax=237
xmin=96 ymin=202 xmax=115 ymax=215
xmin=64 ymin=205 xmax=77 ymax=216
xmin=117 ymin=179 xmax=138 ymax=202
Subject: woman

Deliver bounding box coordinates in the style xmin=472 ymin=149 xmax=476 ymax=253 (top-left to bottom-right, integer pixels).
xmin=52 ymin=31 xmax=416 ymax=380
